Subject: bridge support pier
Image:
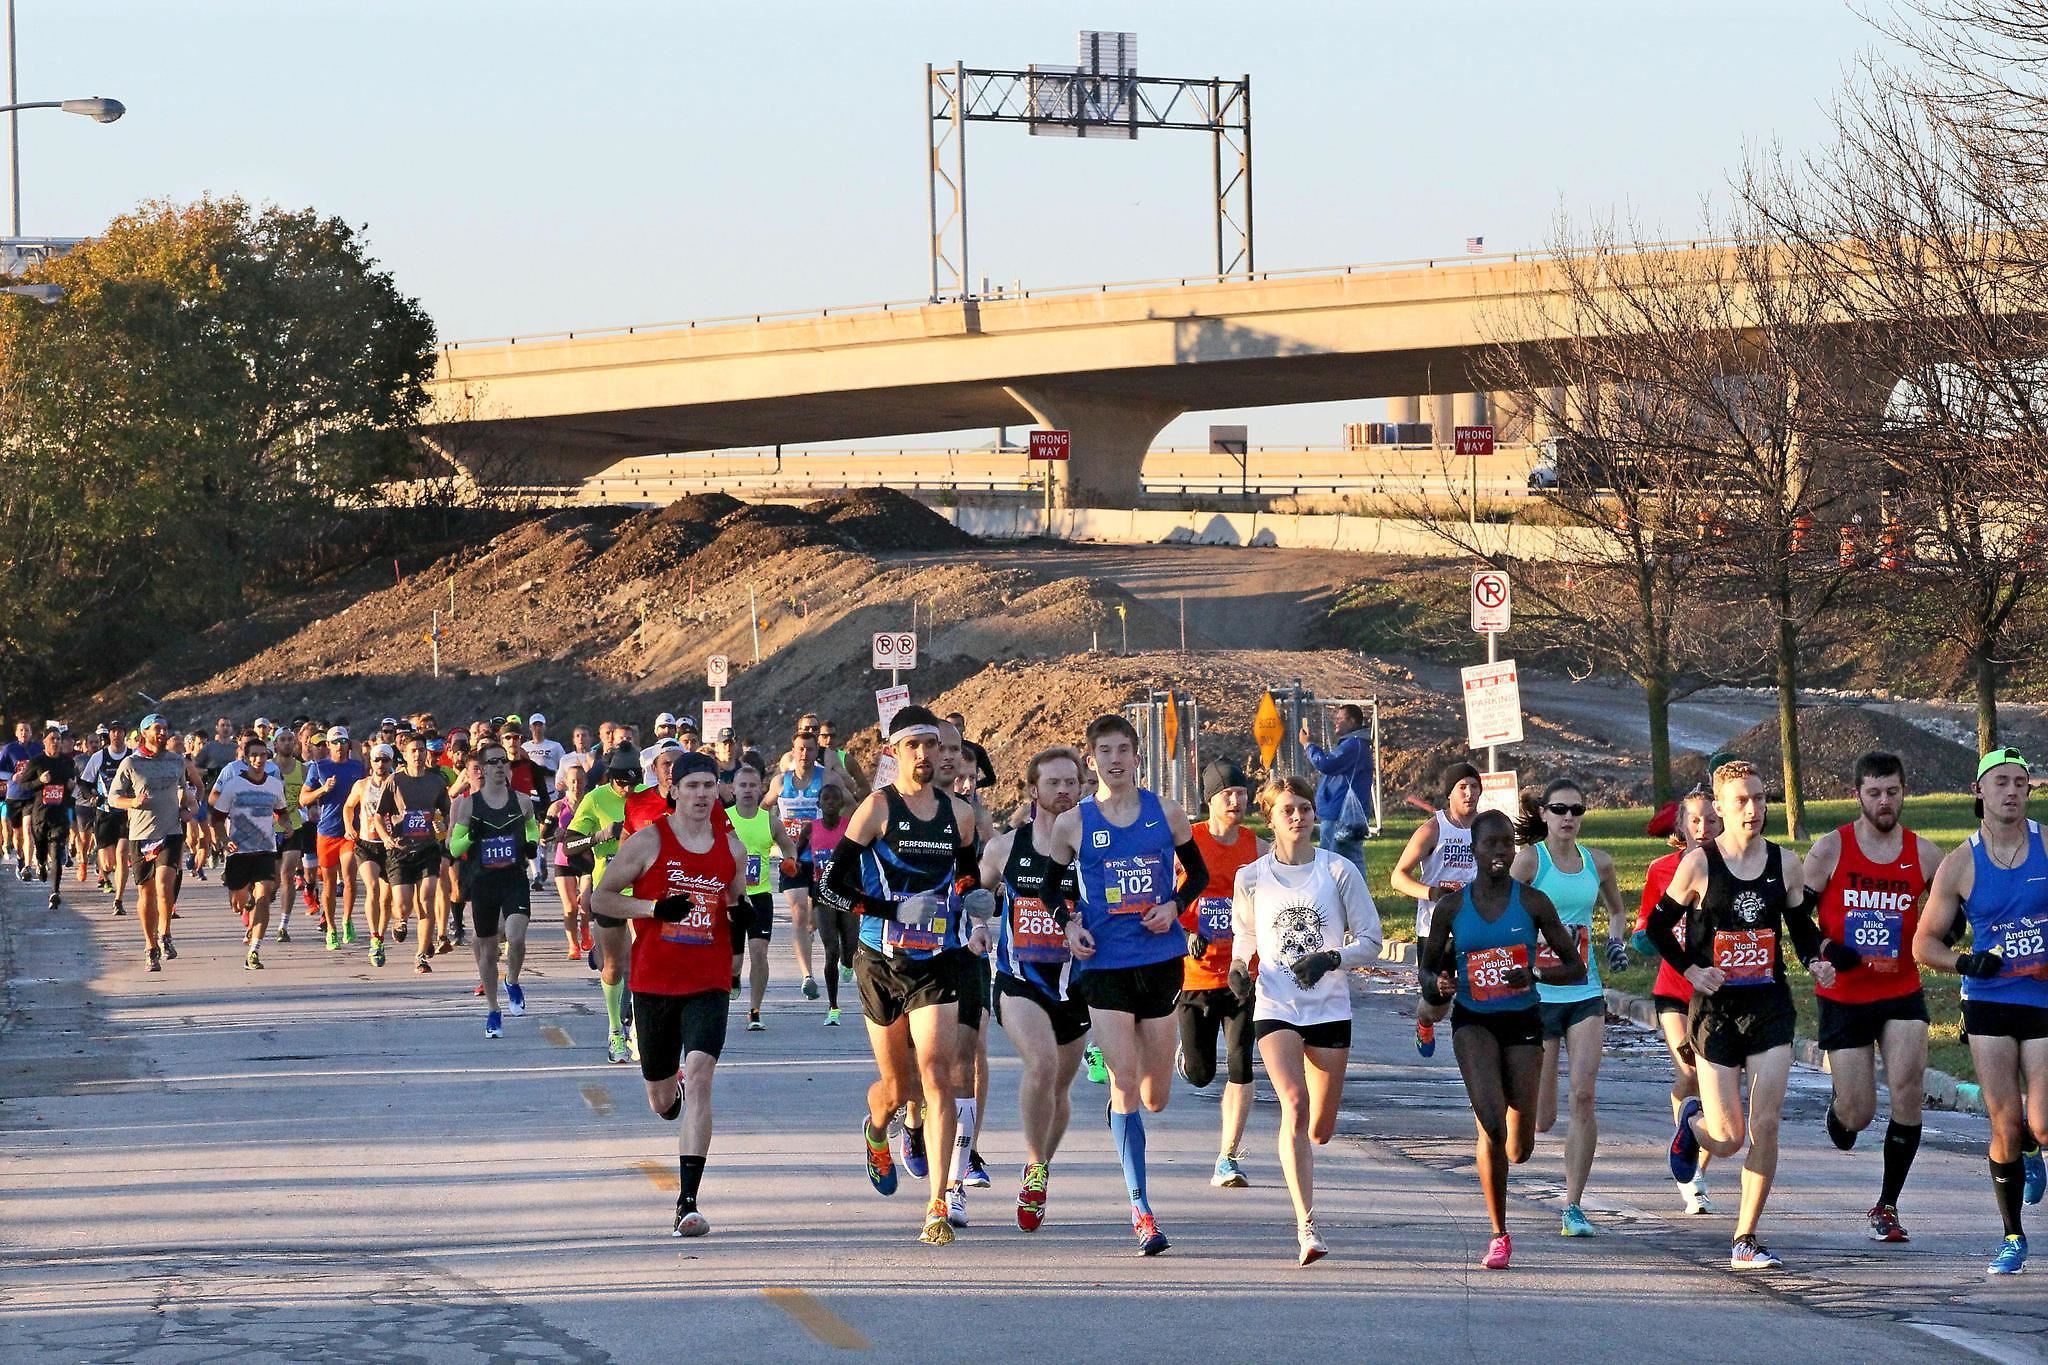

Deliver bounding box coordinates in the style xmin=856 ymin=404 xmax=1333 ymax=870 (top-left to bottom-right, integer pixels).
xmin=1002 ymin=385 xmax=1183 ymax=508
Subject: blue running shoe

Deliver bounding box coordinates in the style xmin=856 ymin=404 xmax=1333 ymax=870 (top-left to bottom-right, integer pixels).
xmin=505 ymin=981 xmax=526 ymax=1016
xmin=2023 ymin=1148 xmax=2045 ymax=1206
xmin=901 ymin=1123 xmax=929 ymax=1180
xmin=1211 ymin=1154 xmax=1248 ymax=1188
xmin=484 ymin=1010 xmax=503 ymax=1039
xmin=863 ymin=1118 xmax=898 ymax=1197
xmin=1561 ymin=1204 xmax=1595 ymax=1238
xmin=1669 ymin=1096 xmax=1703 ymax=1184
xmin=1415 ymin=1017 xmax=1437 ymax=1058
xmin=1133 ymin=1208 xmax=1170 ymax=1256
xmin=1987 ymin=1234 xmax=2029 ymax=1275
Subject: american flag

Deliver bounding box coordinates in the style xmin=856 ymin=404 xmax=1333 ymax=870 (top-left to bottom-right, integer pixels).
xmin=1466 ymin=236 xmax=1485 ymax=253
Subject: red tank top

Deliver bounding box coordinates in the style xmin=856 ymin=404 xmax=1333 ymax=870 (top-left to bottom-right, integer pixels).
xmin=628 ymin=815 xmax=738 ymax=997
xmin=1816 ymin=822 xmax=1926 ymax=1004
xmin=1636 ymin=851 xmax=1692 ymax=1003
xmin=1180 ymin=824 xmax=1263 ymax=992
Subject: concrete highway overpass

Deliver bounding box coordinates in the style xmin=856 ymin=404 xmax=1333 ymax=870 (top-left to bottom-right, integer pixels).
xmin=419 ymin=243 xmax=1789 ymax=504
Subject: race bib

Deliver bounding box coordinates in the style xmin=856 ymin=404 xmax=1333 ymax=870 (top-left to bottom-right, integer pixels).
xmin=39 ymin=784 xmax=64 ymax=805
xmin=1714 ymin=928 xmax=1777 ymax=985
xmin=745 ymin=853 xmax=763 ymax=886
xmin=1843 ymin=909 xmax=1902 ymax=969
xmin=1196 ymin=895 xmax=1233 ymax=940
xmin=1101 ymin=851 xmax=1166 ymax=916
xmin=1534 ymin=922 xmax=1590 ymax=971
xmin=2000 ymin=915 xmax=2048 ymax=979
xmin=399 ymin=808 xmax=434 ymax=841
xmin=1008 ymin=895 xmax=1068 ymax=964
xmin=781 ymin=817 xmax=805 ymax=848
xmin=659 ymin=891 xmax=723 ymax=946
xmin=884 ymin=915 xmax=947 ymax=953
xmin=1464 ymin=943 xmax=1529 ymax=1004
xmin=479 ymin=834 xmax=518 ymax=870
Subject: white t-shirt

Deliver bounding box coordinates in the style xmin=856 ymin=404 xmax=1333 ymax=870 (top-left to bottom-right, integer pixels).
xmin=210 ymin=770 xmax=287 ymax=855
xmin=1232 ymin=848 xmax=1382 ymax=1027
xmin=523 ymin=738 xmax=566 ymax=776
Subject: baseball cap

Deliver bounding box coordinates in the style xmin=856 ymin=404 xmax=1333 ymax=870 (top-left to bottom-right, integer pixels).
xmin=253 ymin=716 xmax=271 ymax=729
xmin=677 ymin=716 xmax=700 ymax=733
xmin=1977 ymin=746 xmax=2029 ymax=781
xmin=528 ymin=712 xmax=547 ymax=725
xmin=673 ymin=750 xmax=718 ymax=780
xmin=371 ymin=743 xmax=397 ymax=761
xmin=95 ymin=724 xmax=109 ymax=736
xmin=1201 ymin=758 xmax=1249 ymax=803
xmin=505 ymin=713 xmax=524 ymax=727
xmin=326 ymin=725 xmax=350 ymax=742
xmin=380 ymin=716 xmax=398 ymax=728
xmin=717 ymin=726 xmax=735 ymax=742
xmin=655 ymin=711 xmax=678 ymax=727
xmin=606 ymin=750 xmax=642 ymax=779
xmin=138 ymin=712 xmax=166 ymax=729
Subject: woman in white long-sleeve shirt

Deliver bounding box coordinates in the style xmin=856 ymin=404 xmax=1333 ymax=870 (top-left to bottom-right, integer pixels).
xmin=1231 ymin=776 xmax=1383 ymax=1265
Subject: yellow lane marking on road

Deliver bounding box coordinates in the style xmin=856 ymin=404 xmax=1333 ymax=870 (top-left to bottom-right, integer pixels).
xmin=633 ymin=1159 xmax=678 ymax=1191
xmin=763 ymin=1287 xmax=870 ymax=1351
xmin=540 ymin=1024 xmax=573 ymax=1048
xmin=580 ymin=1083 xmax=614 ymax=1116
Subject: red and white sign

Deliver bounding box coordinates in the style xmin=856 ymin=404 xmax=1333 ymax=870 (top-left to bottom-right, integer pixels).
xmin=875 ymin=685 xmax=911 ymax=732
xmin=1028 ymin=429 xmax=1071 ymax=462
xmin=1454 ymin=424 xmax=1495 ymax=456
xmin=872 ymin=631 xmax=918 ymax=671
xmin=1479 ymin=769 xmax=1519 ymax=819
xmin=1470 ymin=569 xmax=1511 ymax=634
xmin=1461 ymin=660 xmax=1524 ymax=749
xmin=701 ymin=700 xmax=734 ymax=741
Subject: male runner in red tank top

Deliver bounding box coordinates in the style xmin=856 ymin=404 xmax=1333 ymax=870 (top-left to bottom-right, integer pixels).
xmin=592 ymin=750 xmax=748 ymax=1239
xmin=1801 ymin=751 xmax=1943 ymax=1244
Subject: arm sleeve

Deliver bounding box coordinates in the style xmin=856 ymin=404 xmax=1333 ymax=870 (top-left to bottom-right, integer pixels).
xmin=1784 ymin=886 xmax=1824 ymax=963
xmin=953 ymin=837 xmax=982 ymax=891
xmin=1333 ymin=860 xmax=1382 ymax=968
xmin=1647 ymin=894 xmax=1691 ymax=973
xmin=825 ymin=837 xmax=894 ymax=918
xmin=973 ymin=745 xmax=996 ymax=790
xmin=1172 ymin=838 xmax=1209 ymax=915
xmin=448 ymin=820 xmax=473 ymax=859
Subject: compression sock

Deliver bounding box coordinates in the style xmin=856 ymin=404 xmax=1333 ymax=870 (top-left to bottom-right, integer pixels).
xmin=1993 ymin=1158 xmax=2026 ymax=1238
xmin=603 ymin=979 xmax=625 ymax=1035
xmin=1109 ymin=1108 xmax=1151 ymax=1216
xmin=1824 ymin=1101 xmax=1856 ymax=1151
xmin=1878 ymin=1121 xmax=1921 ymax=1208
xmin=951 ymin=1099 xmax=978 ymax=1182
xmin=678 ymin=1155 xmax=706 ymax=1214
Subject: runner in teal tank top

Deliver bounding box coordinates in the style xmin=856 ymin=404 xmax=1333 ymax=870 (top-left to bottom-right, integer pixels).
xmin=1512 ymin=778 xmax=1627 ymax=1241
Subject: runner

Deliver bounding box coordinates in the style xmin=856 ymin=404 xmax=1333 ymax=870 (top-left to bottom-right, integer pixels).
xmin=1177 ymin=758 xmax=1266 ymax=1191
xmin=0 ymin=718 xmax=34 ymax=877
xmin=523 ymin=713 xmax=564 ymax=889
xmin=935 ymin=717 xmax=998 ymax=1196
xmin=1418 ymin=808 xmax=1586 ymax=1270
xmin=196 ymin=716 xmax=237 ymax=875
xmin=943 ymin=711 xmax=997 ymax=793
xmin=1234 ymin=775 xmax=1382 ymax=1264
xmin=345 ymin=744 xmax=398 ymax=966
xmin=382 ymin=733 xmax=453 ymax=975
xmin=814 ymin=718 xmax=865 ymax=793
xmin=825 ymin=705 xmax=992 ymax=1245
xmin=591 ymin=750 xmax=748 ymax=1237
xmin=270 ymin=728 xmax=311 ymax=943
xmin=809 ymin=782 xmax=855 ymax=1024
xmin=84 ymin=723 xmax=132 ymax=909
xmin=639 ymin=713 xmax=682 ymax=774
xmin=1802 ymin=751 xmax=1943 ymax=1243
xmin=570 ymin=751 xmax=642 ymax=1063
xmin=210 ymin=732 xmax=286 ymax=969
xmin=107 ymin=714 xmax=191 ymax=970
xmin=181 ymin=729 xmax=215 ymax=879
xmin=70 ymin=726 xmax=106 ymax=879
xmin=18 ymin=725 xmax=76 ymax=907
xmin=982 ymin=745 xmax=1088 ymax=1230
xmin=1631 ymin=787 xmax=1721 ymax=1214
xmin=1042 ymin=713 xmax=1208 ymax=1256
xmin=1393 ymin=763 xmax=1482 ymax=1059
xmin=545 ymin=762 xmax=595 ymax=960
xmin=449 ymin=740 xmax=541 ymax=1036
xmin=1649 ymin=760 xmax=1835 ymax=1272
xmin=1915 ymin=747 xmax=2048 ymax=1275
xmin=764 ymin=728 xmax=848 ymax=1008
xmin=728 ymin=760 xmax=799 ymax=1031
xmin=301 ymin=727 xmax=365 ymax=950
xmin=1512 ymin=778 xmax=1627 ymax=1238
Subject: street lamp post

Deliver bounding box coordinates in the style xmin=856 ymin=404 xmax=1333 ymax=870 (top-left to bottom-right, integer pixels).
xmin=3 ymin=0 xmax=124 ymax=236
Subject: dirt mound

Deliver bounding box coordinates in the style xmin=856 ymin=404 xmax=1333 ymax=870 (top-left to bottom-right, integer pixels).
xmin=934 ymin=578 xmax=1207 ymax=663
xmin=654 ymin=492 xmax=745 ymax=526
xmin=1671 ymin=704 xmax=1977 ymax=797
xmin=805 ymin=488 xmax=975 ymax=552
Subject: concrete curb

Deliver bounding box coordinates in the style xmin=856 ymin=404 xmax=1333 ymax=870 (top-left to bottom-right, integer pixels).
xmin=1374 ymin=943 xmax=1984 ymax=1116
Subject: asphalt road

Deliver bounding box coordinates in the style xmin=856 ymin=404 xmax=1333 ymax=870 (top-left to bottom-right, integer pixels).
xmin=2 ymin=868 xmax=2043 ymax=1364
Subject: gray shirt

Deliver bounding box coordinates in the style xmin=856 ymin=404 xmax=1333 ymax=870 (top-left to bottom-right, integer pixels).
xmin=111 ymin=750 xmax=189 ymax=842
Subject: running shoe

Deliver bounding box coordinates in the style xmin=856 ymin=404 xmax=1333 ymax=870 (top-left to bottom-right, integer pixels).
xmin=1017 ymin=1163 xmax=1048 ymax=1231
xmin=565 ymin=944 xmax=581 ymax=960
xmin=1730 ymin=1236 xmax=1782 ymax=1271
xmin=864 ymin=1118 xmax=898 ymax=1197
xmin=505 ymin=981 xmax=526 ymax=1016
xmin=1132 ymin=1208 xmax=1169 ymax=1256
xmin=484 ymin=1010 xmax=503 ymax=1039
xmin=2024 ymin=1147 xmax=2046 ymax=1205
xmin=919 ymin=1200 xmax=955 ymax=1245
xmin=415 ymin=956 xmax=431 ymax=975
xmin=1482 ymin=1234 xmax=1512 ymax=1270
xmin=964 ymin=1150 xmax=991 ymax=1189
xmin=673 ymin=1208 xmax=710 ymax=1239
xmin=840 ymin=964 xmax=853 ymax=985
xmin=581 ymin=929 xmax=594 ymax=954
xmin=606 ymin=1032 xmax=631 ymax=1064
xmin=245 ymin=948 xmax=263 ymax=971
xmin=112 ymin=900 xmax=126 ymax=917
xmin=945 ymin=1185 xmax=969 ymax=1228
xmin=1682 ymin=1177 xmax=1713 ymax=1215
xmin=747 ymin=1010 xmax=764 ymax=1032
xmin=369 ymin=938 xmax=386 ymax=967
xmin=325 ymin=926 xmax=339 ymax=951
xmin=825 ymin=1007 xmax=841 ymax=1027
xmin=162 ymin=936 xmax=177 ymax=960
xmin=393 ymin=920 xmax=407 ymax=943
xmin=1298 ymin=1217 xmax=1328 ymax=1266
xmin=192 ymin=866 xmax=206 ymax=882
xmin=146 ymin=947 xmax=161 ymax=972
xmin=802 ymin=976 xmax=819 ymax=1001
xmin=1867 ymin=1204 xmax=1909 ymax=1243
xmin=1085 ymin=1045 xmax=1109 ymax=1085
xmin=1669 ymin=1095 xmax=1703 ymax=1184
xmin=1212 ymin=1154 xmax=1249 ymax=1188
xmin=47 ymin=891 xmax=58 ymax=909
xmin=1560 ymin=1204 xmax=1595 ymax=1238
xmin=13 ymin=859 xmax=26 ymax=881
xmin=1415 ymin=1018 xmax=1437 ymax=1058
xmin=901 ymin=1124 xmax=929 ymax=1180
xmin=437 ymin=935 xmax=455 ymax=956
xmin=1174 ymin=1043 xmax=1196 ymax=1086
xmin=1987 ymin=1233 xmax=2029 ymax=1275
xmin=341 ymin=920 xmax=356 ymax=946
xmin=96 ymin=874 xmax=109 ymax=892
xmin=586 ymin=941 xmax=599 ymax=970
xmin=275 ymin=926 xmax=290 ymax=944
xmin=473 ymin=983 xmax=486 ymax=997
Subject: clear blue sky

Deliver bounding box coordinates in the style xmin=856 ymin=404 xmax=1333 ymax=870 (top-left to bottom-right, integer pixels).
xmin=34 ymin=0 xmax=1888 ymax=447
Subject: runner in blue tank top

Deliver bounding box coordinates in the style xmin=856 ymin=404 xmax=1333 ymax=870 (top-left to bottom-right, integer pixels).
xmin=1418 ymin=808 xmax=1584 ymax=1271
xmin=1042 ymin=714 xmax=1207 ymax=1257
xmin=825 ymin=705 xmax=994 ymax=1248
xmin=1918 ymin=748 xmax=2048 ymax=1276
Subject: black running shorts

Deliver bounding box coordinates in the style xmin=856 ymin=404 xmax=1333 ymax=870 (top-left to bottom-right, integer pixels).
xmin=1687 ymin=986 xmax=1797 ymax=1069
xmin=995 ymin=971 xmax=1092 ymax=1047
xmin=470 ymin=871 xmax=532 ymax=938
xmin=223 ymin=852 xmax=279 ymax=892
xmin=1818 ymin=990 xmax=1930 ymax=1053
xmin=1071 ymin=958 xmax=1182 ymax=1020
xmin=1961 ymin=997 xmax=2048 ymax=1042
xmin=1451 ymin=1003 xmax=1543 ymax=1048
xmin=634 ymin=988 xmax=729 ymax=1080
xmin=1253 ymin=1016 xmax=1353 ymax=1050
xmin=855 ymin=944 xmax=961 ymax=1027
xmin=389 ymin=844 xmax=443 ymax=887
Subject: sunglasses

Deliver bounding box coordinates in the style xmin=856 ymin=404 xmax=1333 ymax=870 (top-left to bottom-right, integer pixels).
xmin=482 ymin=758 xmax=509 ymax=767
xmin=1545 ymin=803 xmax=1588 ymax=818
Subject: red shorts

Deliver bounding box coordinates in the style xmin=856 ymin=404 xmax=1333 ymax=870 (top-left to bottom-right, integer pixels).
xmin=316 ymin=834 xmax=355 ymax=871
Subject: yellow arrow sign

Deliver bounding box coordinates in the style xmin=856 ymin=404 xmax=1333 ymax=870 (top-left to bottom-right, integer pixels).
xmin=1253 ymin=691 xmax=1285 ymax=769
xmin=1162 ymin=692 xmax=1180 ymax=761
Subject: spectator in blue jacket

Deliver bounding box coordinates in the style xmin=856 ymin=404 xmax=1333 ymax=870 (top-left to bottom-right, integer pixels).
xmin=1301 ymin=705 xmax=1374 ymax=878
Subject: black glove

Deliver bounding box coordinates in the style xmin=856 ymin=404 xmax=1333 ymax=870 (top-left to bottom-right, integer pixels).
xmin=1819 ymin=939 xmax=1862 ymax=971
xmin=1955 ymin=949 xmax=2005 ymax=979
xmin=653 ymin=894 xmax=693 ymax=923
xmin=1227 ymin=960 xmax=1254 ymax=1005
xmin=1186 ymin=930 xmax=1209 ymax=960
xmin=1290 ymin=949 xmax=1340 ymax=990
xmin=1502 ymin=963 xmax=1533 ymax=991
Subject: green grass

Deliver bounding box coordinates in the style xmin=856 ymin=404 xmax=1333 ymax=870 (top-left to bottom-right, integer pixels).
xmin=1364 ymin=794 xmax=1983 ymax=1081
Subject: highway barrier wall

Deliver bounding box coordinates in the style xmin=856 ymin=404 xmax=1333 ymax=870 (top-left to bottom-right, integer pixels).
xmin=939 ymin=504 xmax=1604 ymax=560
